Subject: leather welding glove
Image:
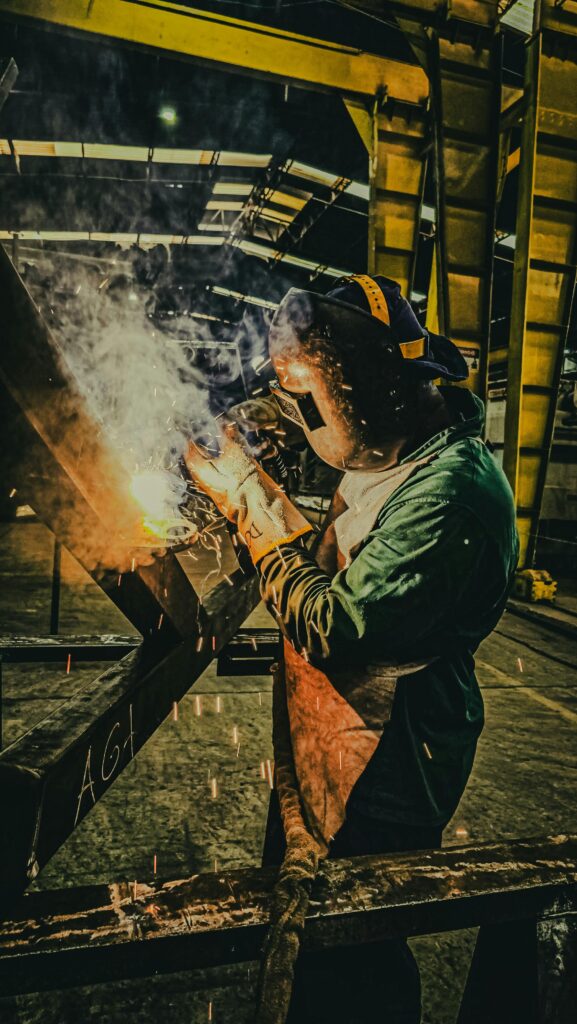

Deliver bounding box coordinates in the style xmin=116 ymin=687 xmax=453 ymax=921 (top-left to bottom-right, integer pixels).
xmin=184 ymin=433 xmax=312 ymax=564
xmin=226 ymin=394 xmax=305 ymax=448
xmin=225 ymin=395 xmax=281 ymax=432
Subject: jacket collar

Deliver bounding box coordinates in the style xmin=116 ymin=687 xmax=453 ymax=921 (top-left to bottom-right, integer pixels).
xmin=399 ymin=387 xmax=485 ymax=465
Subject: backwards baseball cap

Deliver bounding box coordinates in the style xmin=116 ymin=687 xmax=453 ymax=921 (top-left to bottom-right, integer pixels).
xmin=326 ymin=274 xmax=468 ymax=383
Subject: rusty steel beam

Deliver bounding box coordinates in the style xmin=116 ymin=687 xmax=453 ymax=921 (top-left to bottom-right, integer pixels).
xmin=0 ymin=835 xmax=576 ymax=996
xmin=0 ymin=570 xmax=260 ymax=902
xmin=0 ymin=245 xmax=202 ymax=641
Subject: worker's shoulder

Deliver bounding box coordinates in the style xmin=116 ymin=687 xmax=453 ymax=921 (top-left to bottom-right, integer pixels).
xmin=384 ymin=436 xmax=517 ymax=529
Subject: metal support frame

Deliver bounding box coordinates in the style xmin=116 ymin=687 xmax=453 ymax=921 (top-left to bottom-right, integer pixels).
xmin=340 ymin=0 xmax=500 ymax=30
xmin=502 ymin=23 xmax=577 ymax=566
xmin=0 ymin=635 xmax=140 ymax=663
xmin=0 ymin=0 xmax=428 ymax=103
xmin=428 ymin=33 xmax=503 ymax=399
xmin=368 ymin=95 xmax=429 ymax=299
xmin=345 ymin=3 xmax=502 ymax=386
xmin=1 ymin=834 xmax=576 ymax=1024
xmin=0 ymin=571 xmax=259 ymax=901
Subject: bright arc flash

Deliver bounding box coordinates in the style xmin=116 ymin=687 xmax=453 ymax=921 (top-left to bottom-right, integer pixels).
xmin=130 ymin=469 xmax=197 ymax=542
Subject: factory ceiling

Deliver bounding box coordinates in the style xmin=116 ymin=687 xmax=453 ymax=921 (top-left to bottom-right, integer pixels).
xmin=0 ymin=5 xmax=529 ymax=347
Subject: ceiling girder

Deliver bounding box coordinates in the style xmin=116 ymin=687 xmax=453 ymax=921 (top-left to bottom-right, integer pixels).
xmin=0 ymin=0 xmax=429 ymax=103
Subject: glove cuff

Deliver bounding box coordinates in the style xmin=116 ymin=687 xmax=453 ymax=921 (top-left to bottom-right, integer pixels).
xmin=252 ymin=524 xmax=313 ymax=564
xmin=236 ymin=468 xmax=313 ymax=564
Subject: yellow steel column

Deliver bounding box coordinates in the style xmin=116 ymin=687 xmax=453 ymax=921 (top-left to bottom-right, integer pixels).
xmin=346 ymin=95 xmax=428 ymax=297
xmin=503 ymin=25 xmax=577 ymax=567
xmin=372 ymin=100 xmax=428 ymax=298
xmin=429 ymin=35 xmax=502 ymax=399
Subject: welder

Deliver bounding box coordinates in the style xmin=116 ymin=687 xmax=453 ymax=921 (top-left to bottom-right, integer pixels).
xmin=185 ymin=274 xmax=519 ymax=1024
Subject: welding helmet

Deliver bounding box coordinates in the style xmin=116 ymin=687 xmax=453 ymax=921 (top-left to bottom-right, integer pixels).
xmin=268 ymin=274 xmax=468 ymax=470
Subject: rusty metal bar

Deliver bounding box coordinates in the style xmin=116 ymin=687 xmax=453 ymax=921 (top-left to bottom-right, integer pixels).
xmin=0 ymin=571 xmax=260 ymax=902
xmin=0 ymin=834 xmax=576 ymax=996
xmin=0 ymin=635 xmax=140 ymax=663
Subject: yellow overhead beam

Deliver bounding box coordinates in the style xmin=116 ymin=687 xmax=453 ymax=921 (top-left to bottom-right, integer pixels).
xmin=0 ymin=0 xmax=429 ymax=103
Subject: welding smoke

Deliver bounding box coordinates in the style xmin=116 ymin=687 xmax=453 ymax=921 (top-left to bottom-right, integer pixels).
xmin=37 ymin=262 xmax=235 ymax=550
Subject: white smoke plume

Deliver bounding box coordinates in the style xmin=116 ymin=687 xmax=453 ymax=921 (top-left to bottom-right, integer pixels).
xmin=38 ymin=259 xmax=243 ymax=548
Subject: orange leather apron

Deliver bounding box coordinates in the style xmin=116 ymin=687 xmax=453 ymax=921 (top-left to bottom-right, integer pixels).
xmin=281 ymin=455 xmax=437 ymax=852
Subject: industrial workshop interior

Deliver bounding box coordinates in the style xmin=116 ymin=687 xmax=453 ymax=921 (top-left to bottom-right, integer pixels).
xmin=1 ymin=0 xmax=577 ymax=1022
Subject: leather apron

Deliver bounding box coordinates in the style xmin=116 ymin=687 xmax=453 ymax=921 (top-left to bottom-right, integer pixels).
xmin=282 ymin=453 xmax=438 ymax=852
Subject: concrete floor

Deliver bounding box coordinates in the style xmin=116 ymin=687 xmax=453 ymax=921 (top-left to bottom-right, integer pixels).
xmin=1 ymin=522 xmax=577 ymax=1023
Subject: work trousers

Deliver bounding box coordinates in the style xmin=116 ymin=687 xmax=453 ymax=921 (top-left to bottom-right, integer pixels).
xmin=261 ymin=791 xmax=443 ymax=1024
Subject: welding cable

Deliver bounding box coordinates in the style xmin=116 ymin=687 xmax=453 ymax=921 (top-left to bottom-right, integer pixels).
xmin=266 ymin=448 xmax=290 ymax=483
xmin=244 ymin=428 xmax=290 ymax=484
xmin=254 ymin=660 xmax=324 ymax=1024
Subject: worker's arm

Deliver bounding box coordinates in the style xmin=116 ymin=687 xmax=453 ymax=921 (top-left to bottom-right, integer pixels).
xmin=258 ymin=498 xmax=491 ymax=663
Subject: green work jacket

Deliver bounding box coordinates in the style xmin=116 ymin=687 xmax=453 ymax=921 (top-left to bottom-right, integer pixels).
xmin=258 ymin=387 xmax=519 ymax=827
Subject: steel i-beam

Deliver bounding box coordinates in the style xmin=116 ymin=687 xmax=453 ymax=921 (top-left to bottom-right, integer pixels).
xmin=0 ymin=570 xmax=260 ymax=901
